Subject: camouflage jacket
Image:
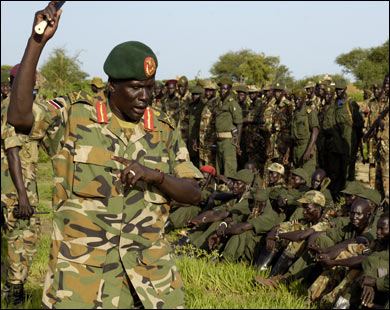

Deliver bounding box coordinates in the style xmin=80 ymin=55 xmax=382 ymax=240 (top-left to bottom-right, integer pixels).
xmin=29 ymin=91 xmax=202 ymax=308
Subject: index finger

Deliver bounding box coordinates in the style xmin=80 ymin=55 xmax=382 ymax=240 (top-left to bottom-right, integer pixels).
xmin=111 ymin=156 xmax=131 ymax=166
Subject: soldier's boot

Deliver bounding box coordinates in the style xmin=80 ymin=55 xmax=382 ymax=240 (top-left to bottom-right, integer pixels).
xmin=163 ymin=220 xmax=175 ymax=234
xmin=1 ymin=281 xmax=11 ymax=303
xmin=269 ymin=251 xmax=295 ymax=278
xmin=256 ymin=249 xmax=278 ymax=271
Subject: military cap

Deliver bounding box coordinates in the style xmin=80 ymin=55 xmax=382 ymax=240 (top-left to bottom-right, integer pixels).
xmin=191 ymin=85 xmax=203 ymax=94
xmin=248 ymin=85 xmax=259 ymax=92
xmin=305 ymin=81 xmax=316 ymax=89
xmin=1 ymin=71 xmax=10 ymax=83
xmin=230 ymin=169 xmax=255 ymax=185
xmin=165 ymin=79 xmax=178 ymax=86
xmin=324 ymin=85 xmax=336 ymax=93
xmin=357 ymin=188 xmax=382 ymax=206
xmin=178 ymin=76 xmax=188 ymax=86
xmin=200 ymin=165 xmax=216 ymax=176
xmin=154 ymin=80 xmax=163 ymax=86
xmin=273 ymin=82 xmax=285 ymax=91
xmin=267 ymin=162 xmax=285 ymax=175
xmin=292 ymin=168 xmax=310 ymax=185
xmin=235 ymin=84 xmax=248 ymax=93
xmin=335 ymin=79 xmax=347 ymax=89
xmin=340 ymin=181 xmax=365 ymax=196
xmin=203 ymin=80 xmax=218 ymax=90
xmin=255 ymin=189 xmax=269 ymax=201
xmin=297 ymin=190 xmax=326 ymax=207
xmin=103 ymin=41 xmax=158 ymax=80
xmin=218 ymin=76 xmax=233 ymax=86
xmin=294 ymin=88 xmax=307 ymax=98
xmin=263 ymin=82 xmax=272 ymax=91
xmin=90 ymin=77 xmax=105 ymax=88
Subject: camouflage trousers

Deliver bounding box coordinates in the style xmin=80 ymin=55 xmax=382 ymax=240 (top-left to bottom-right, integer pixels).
xmin=309 ymin=243 xmax=367 ymax=303
xmin=369 ymin=163 xmax=376 ymax=189
xmin=198 ymin=144 xmax=216 ymax=169
xmin=375 ymin=148 xmax=389 ymax=205
xmin=2 ymin=205 xmax=41 ymax=285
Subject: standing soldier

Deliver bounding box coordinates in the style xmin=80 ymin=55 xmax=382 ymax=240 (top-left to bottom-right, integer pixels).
xmin=289 ymin=89 xmax=319 ymax=177
xmin=197 ymin=80 xmax=219 ymax=168
xmin=187 ymin=85 xmax=204 ymax=167
xmin=1 ymin=69 xmax=11 ymax=101
xmin=305 ymin=81 xmax=322 ymax=112
xmin=89 ymin=76 xmax=105 ymax=96
xmin=236 ymin=84 xmax=249 ymax=169
xmin=7 ymin=3 xmax=203 ymax=308
xmin=162 ymin=79 xmax=181 ymax=125
xmin=177 ymin=76 xmax=192 ymax=145
xmin=151 ymin=80 xmax=164 ymax=110
xmin=334 ymin=79 xmax=364 ymax=183
xmin=1 ymin=66 xmax=41 ymax=306
xmin=215 ymin=77 xmax=243 ymax=177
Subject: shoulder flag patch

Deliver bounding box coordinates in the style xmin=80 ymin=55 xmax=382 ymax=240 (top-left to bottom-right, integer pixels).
xmin=96 ymin=101 xmax=108 ymax=123
xmin=144 ymin=107 xmax=154 ymax=130
xmin=47 ymin=99 xmax=63 ymax=110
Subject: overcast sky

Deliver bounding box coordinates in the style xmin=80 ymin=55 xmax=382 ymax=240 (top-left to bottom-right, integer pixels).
xmin=1 ymin=1 xmax=389 ymax=82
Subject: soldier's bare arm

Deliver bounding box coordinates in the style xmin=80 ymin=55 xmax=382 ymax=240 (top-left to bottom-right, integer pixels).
xmin=8 ymin=1 xmax=62 ymax=134
xmin=303 ymin=127 xmax=319 ymax=162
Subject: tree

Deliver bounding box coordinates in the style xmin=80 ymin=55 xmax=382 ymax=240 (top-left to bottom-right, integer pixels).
xmin=40 ymin=47 xmax=89 ymax=91
xmin=209 ymin=49 xmax=293 ymax=86
xmin=335 ymin=40 xmax=389 ymax=89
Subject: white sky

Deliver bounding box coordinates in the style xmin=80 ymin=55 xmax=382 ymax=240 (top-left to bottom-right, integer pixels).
xmin=1 ymin=1 xmax=389 ymax=82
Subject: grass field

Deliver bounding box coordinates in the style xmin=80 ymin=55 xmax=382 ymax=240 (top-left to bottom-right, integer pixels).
xmin=1 ymin=149 xmax=341 ymax=309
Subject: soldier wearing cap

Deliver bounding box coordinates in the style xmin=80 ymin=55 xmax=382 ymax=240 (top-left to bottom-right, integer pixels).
xmin=288 ymin=88 xmax=319 ymax=178
xmin=177 ymin=76 xmax=192 ymax=145
xmin=214 ymin=76 xmax=243 ymax=178
xmin=1 ymin=69 xmax=11 ymax=101
xmin=305 ymin=81 xmax=322 ymax=112
xmin=7 ymin=3 xmax=203 ymax=308
xmin=89 ymin=76 xmax=105 ymax=95
xmin=197 ymin=80 xmax=219 ymax=168
xmin=235 ymin=84 xmax=250 ymax=169
xmin=162 ymin=79 xmax=181 ymax=126
xmin=151 ymin=80 xmax=164 ymax=110
xmin=334 ymin=79 xmax=364 ymax=185
xmin=187 ymin=85 xmax=204 ymax=166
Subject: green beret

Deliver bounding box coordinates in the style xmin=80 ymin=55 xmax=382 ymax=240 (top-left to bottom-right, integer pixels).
xmin=191 ymin=85 xmax=203 ymax=94
xmin=273 ymin=82 xmax=285 ymax=91
xmin=230 ymin=169 xmax=254 ymax=185
xmin=1 ymin=70 xmax=10 ymax=84
xmin=103 ymin=41 xmax=158 ymax=80
xmin=178 ymin=76 xmax=188 ymax=86
xmin=357 ymin=188 xmax=382 ymax=206
xmin=235 ymin=84 xmax=248 ymax=93
xmin=255 ymin=189 xmax=269 ymax=201
xmin=335 ymin=79 xmax=347 ymax=89
xmin=294 ymin=88 xmax=307 ymax=99
xmin=218 ymin=76 xmax=233 ymax=86
xmin=292 ymin=168 xmax=310 ymax=185
xmin=340 ymin=181 xmax=365 ymax=196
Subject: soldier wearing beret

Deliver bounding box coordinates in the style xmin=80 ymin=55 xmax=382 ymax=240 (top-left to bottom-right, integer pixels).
xmin=7 ymin=2 xmax=203 ymax=308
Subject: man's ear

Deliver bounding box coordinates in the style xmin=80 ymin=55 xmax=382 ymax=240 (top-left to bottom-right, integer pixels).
xmin=107 ymin=81 xmax=116 ymax=93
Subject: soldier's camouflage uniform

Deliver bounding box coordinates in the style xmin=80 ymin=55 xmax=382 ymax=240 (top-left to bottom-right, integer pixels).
xmin=151 ymin=96 xmax=164 ymax=111
xmin=29 ymin=91 xmax=202 ymax=309
xmin=178 ymin=90 xmax=192 ymax=146
xmin=198 ymin=96 xmax=218 ymax=168
xmin=306 ymin=94 xmax=322 ymax=113
xmin=1 ymin=99 xmax=41 ymax=286
xmin=162 ymin=92 xmax=181 ymax=127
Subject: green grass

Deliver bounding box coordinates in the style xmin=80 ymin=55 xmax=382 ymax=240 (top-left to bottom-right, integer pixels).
xmin=1 ymin=157 xmax=318 ymax=309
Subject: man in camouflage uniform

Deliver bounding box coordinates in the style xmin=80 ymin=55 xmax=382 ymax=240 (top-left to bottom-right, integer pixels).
xmin=1 ymin=65 xmax=41 ymax=306
xmin=177 ymin=76 xmax=192 ymax=145
xmin=151 ymin=80 xmax=164 ymax=110
xmin=305 ymin=81 xmax=322 ymax=112
xmin=214 ymin=77 xmax=243 ymax=178
xmin=236 ymin=84 xmax=250 ymax=169
xmin=1 ymin=69 xmax=11 ymax=101
xmin=289 ymin=89 xmax=319 ymax=178
xmin=197 ymin=80 xmax=218 ymax=168
xmin=162 ymin=79 xmax=181 ymax=126
xmin=89 ymin=76 xmax=105 ymax=95
xmin=187 ymin=85 xmax=204 ymax=167
xmin=7 ymin=4 xmax=203 ymax=308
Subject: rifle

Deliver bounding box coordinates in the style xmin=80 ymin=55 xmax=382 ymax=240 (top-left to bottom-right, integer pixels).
xmin=34 ymin=1 xmax=66 ymax=34
xmin=362 ymin=105 xmax=389 ymax=142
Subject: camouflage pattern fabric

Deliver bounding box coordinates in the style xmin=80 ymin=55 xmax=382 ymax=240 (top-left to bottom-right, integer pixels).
xmin=162 ymin=93 xmax=181 ymax=127
xmin=178 ymin=90 xmax=192 ymax=145
xmin=198 ymin=97 xmax=218 ymax=167
xmin=29 ymin=91 xmax=202 ymax=309
xmin=151 ymin=97 xmax=164 ymax=111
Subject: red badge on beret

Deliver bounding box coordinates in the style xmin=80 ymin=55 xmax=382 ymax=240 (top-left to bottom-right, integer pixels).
xmin=144 ymin=57 xmax=156 ymax=77
xmin=200 ymin=166 xmax=216 ymax=176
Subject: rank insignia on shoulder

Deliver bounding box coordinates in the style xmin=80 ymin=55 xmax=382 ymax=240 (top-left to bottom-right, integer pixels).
xmin=68 ymin=91 xmax=94 ymax=105
xmin=143 ymin=107 xmax=154 ymax=131
xmin=96 ymin=101 xmax=108 ymax=123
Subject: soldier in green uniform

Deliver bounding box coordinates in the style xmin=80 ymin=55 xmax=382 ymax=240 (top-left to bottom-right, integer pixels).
xmin=215 ymin=77 xmax=243 ymax=178
xmin=289 ymin=88 xmax=319 ymax=178
xmin=236 ymin=84 xmax=250 ymax=169
xmin=305 ymin=81 xmax=322 ymax=112
xmin=1 ymin=65 xmax=42 ymax=306
xmin=334 ymin=79 xmax=364 ymax=184
xmin=151 ymin=80 xmax=164 ymax=110
xmin=177 ymin=76 xmax=192 ymax=146
xmin=162 ymin=79 xmax=181 ymax=125
xmin=187 ymin=85 xmax=204 ymax=167
xmin=7 ymin=3 xmax=203 ymax=308
xmin=197 ymin=80 xmax=219 ymax=168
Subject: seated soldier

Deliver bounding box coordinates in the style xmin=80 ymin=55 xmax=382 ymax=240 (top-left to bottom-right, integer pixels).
xmin=255 ymin=190 xmax=327 ymax=286
xmin=164 ymin=165 xmax=218 ymax=234
xmin=174 ymin=169 xmax=254 ymax=249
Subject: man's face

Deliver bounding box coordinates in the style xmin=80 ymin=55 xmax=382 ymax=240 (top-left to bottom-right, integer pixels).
xmin=154 ymin=84 xmax=162 ymax=97
xmin=205 ymin=88 xmax=215 ymax=100
xmin=336 ymin=88 xmax=346 ymax=99
xmin=324 ymin=90 xmax=335 ymax=104
xmin=345 ymin=193 xmax=357 ymax=206
xmin=268 ymin=171 xmax=281 ymax=185
xmin=305 ymin=87 xmax=314 ymax=97
xmin=219 ymin=84 xmax=231 ymax=100
xmin=167 ymin=83 xmax=177 ymax=97
xmin=376 ymin=217 xmax=389 ymax=242
xmin=1 ymin=82 xmax=11 ymax=97
xmin=233 ymin=180 xmax=246 ymax=195
xmin=311 ymin=172 xmax=324 ymax=190
xmin=373 ymin=86 xmax=383 ymax=100
xmin=363 ymin=89 xmax=371 ymax=100
xmin=237 ymin=92 xmax=247 ymax=103
xmin=109 ymin=77 xmax=154 ymax=122
xmin=192 ymin=93 xmax=201 ymax=102
xmin=291 ymin=174 xmax=305 ymax=189
xmin=383 ymin=76 xmax=389 ymax=96
xmin=249 ymin=92 xmax=257 ymax=101
xmin=178 ymin=84 xmax=187 ymax=97
xmin=294 ymin=96 xmax=305 ymax=110
xmin=303 ymin=203 xmax=321 ymax=222
xmin=91 ymin=84 xmax=99 ymax=94
xmin=265 ymin=89 xmax=273 ymax=100
xmin=350 ymin=199 xmax=371 ymax=230
xmin=317 ymin=85 xmax=326 ymax=99
xmin=274 ymin=90 xmax=283 ymax=101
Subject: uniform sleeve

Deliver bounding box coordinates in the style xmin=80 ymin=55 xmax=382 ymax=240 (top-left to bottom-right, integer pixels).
xmin=308 ymin=109 xmax=319 ymax=129
xmin=3 ymin=123 xmax=23 ymax=150
xmin=362 ymin=253 xmax=380 ymax=279
xmin=376 ymin=274 xmax=389 ymax=292
xmin=230 ymin=101 xmax=243 ymax=125
xmin=325 ymin=224 xmax=344 ymax=244
xmin=248 ymin=204 xmax=282 ymax=235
